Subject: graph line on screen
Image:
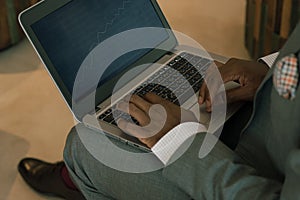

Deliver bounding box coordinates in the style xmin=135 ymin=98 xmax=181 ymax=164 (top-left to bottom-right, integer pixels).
xmin=97 ymin=0 xmax=131 ymax=44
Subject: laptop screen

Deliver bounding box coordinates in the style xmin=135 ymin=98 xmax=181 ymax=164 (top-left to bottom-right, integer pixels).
xmin=31 ymin=0 xmax=170 ymax=102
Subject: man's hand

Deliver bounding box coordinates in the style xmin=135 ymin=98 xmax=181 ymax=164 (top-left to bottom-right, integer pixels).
xmin=199 ymin=58 xmax=269 ymax=112
xmin=116 ymin=93 xmax=197 ymax=148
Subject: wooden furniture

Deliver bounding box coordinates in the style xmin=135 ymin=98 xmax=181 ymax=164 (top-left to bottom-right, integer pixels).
xmin=0 ymin=0 xmax=39 ymax=50
xmin=245 ymin=0 xmax=300 ymax=59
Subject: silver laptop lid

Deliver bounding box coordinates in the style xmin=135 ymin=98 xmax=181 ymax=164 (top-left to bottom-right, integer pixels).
xmin=19 ymin=0 xmax=177 ymax=120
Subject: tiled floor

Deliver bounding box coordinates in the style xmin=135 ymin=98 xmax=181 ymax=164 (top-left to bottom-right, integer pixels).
xmin=0 ymin=0 xmax=249 ymax=199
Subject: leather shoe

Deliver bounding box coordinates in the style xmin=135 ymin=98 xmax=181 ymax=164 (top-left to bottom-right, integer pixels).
xmin=18 ymin=158 xmax=85 ymax=200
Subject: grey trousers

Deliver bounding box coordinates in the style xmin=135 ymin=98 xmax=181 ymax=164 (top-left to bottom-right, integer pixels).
xmin=63 ymin=104 xmax=254 ymax=199
xmin=63 ymin=124 xmax=191 ymax=200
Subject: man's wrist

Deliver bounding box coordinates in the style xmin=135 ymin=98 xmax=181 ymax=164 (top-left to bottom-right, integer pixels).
xmin=151 ymin=122 xmax=207 ymax=165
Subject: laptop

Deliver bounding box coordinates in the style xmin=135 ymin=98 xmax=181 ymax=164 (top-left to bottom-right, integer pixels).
xmin=19 ymin=0 xmax=241 ymax=151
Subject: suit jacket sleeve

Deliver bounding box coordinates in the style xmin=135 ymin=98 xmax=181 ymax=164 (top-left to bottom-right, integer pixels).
xmin=161 ymin=133 xmax=300 ymax=200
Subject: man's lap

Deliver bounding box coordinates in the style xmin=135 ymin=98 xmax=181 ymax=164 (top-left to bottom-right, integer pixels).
xmin=63 ymin=112 xmax=251 ymax=200
xmin=63 ymin=124 xmax=191 ymax=200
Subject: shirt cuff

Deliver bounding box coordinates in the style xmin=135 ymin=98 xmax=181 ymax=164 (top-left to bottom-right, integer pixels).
xmin=259 ymin=52 xmax=279 ymax=68
xmin=151 ymin=122 xmax=207 ymax=165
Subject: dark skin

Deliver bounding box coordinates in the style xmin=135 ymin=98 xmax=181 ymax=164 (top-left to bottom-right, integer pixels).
xmin=117 ymin=58 xmax=269 ymax=148
xmin=199 ymin=58 xmax=269 ymax=112
xmin=117 ymin=93 xmax=197 ymax=148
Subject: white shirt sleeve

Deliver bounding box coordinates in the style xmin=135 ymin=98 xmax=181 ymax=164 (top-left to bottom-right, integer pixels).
xmin=151 ymin=122 xmax=207 ymax=165
xmin=259 ymin=52 xmax=279 ymax=68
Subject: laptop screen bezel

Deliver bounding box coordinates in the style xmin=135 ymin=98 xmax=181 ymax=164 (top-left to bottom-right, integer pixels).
xmin=19 ymin=0 xmax=178 ymax=120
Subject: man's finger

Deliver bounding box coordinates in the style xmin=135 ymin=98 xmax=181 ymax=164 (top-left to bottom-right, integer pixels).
xmin=116 ymin=102 xmax=150 ymax=125
xmin=116 ymin=101 xmax=130 ymax=113
xmin=205 ymin=84 xmax=212 ymax=112
xmin=129 ymin=94 xmax=152 ymax=113
xmin=199 ymin=61 xmax=220 ymax=104
xmin=199 ymin=82 xmax=207 ymax=104
xmin=117 ymin=118 xmax=157 ymax=139
xmin=144 ymin=93 xmax=167 ymax=105
xmin=117 ymin=118 xmax=145 ymax=138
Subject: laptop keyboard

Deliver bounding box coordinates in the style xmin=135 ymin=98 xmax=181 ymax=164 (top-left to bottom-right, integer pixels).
xmin=98 ymin=52 xmax=212 ymax=126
